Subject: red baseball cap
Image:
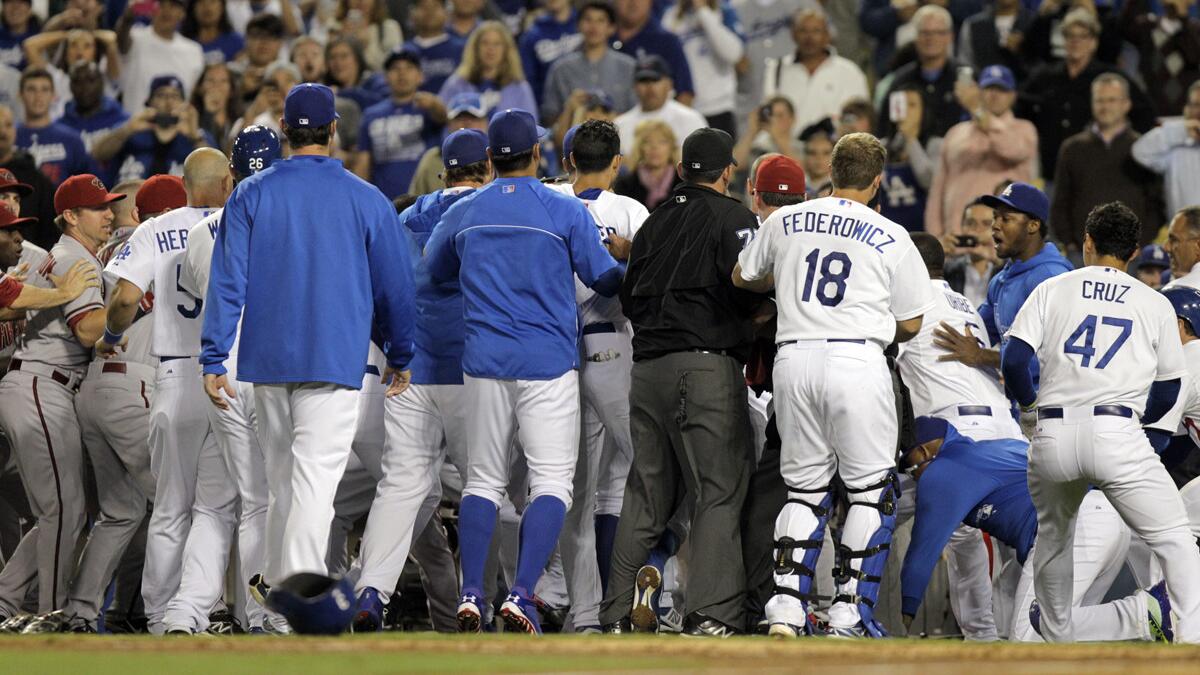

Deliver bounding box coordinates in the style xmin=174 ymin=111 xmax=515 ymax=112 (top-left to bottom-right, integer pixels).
xmin=0 ymin=206 xmax=36 ymax=230
xmin=136 ymin=174 xmax=187 ymax=216
xmin=754 ymin=155 xmax=806 ymax=196
xmin=0 ymin=168 xmax=32 ymax=197
xmin=54 ymin=174 xmax=126 ymax=215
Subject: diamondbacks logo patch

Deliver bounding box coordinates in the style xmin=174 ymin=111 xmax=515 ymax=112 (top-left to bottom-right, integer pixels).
xmin=91 ymin=176 xmax=105 ymax=191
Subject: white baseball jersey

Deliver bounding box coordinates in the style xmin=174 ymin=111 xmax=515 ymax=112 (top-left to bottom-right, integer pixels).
xmin=897 ymin=279 xmax=1010 ymax=416
xmin=179 ymin=208 xmax=246 ymax=379
xmin=106 ymin=207 xmax=218 ymax=358
xmin=1007 ymin=266 xmax=1187 ymax=416
xmin=1166 ymin=340 xmax=1200 ymax=445
xmin=738 ymin=196 xmax=935 ymax=345
xmin=567 ymin=187 xmax=648 ymax=326
xmin=14 ymin=234 xmax=106 ymax=367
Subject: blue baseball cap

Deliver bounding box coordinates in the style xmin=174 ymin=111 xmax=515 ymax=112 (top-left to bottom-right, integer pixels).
xmin=978 ymin=64 xmax=1016 ymax=91
xmin=264 ymin=573 xmax=356 ymax=635
xmin=1138 ymin=244 xmax=1170 ymax=269
xmin=284 ymin=83 xmax=340 ymax=129
xmin=979 ymin=182 xmax=1049 ymax=223
xmin=146 ymin=74 xmax=185 ymax=104
xmin=231 ymin=124 xmax=282 ymax=178
xmin=442 ymin=128 xmax=489 ymax=169
xmin=562 ymin=124 xmax=580 ymax=164
xmin=448 ymin=92 xmax=488 ymax=119
xmin=487 ymin=109 xmax=547 ymax=157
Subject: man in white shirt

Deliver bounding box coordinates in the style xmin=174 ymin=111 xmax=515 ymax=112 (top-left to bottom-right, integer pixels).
xmin=1164 ymin=207 xmax=1200 ymax=291
xmin=116 ymin=0 xmax=205 ymax=115
xmin=762 ymin=8 xmax=869 ymax=137
xmin=614 ymin=56 xmax=706 ymax=155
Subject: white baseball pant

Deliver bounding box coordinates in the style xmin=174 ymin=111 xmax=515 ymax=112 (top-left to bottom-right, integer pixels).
xmin=1010 ymin=491 xmax=1137 ymax=642
xmin=68 ymin=361 xmax=156 ymax=624
xmin=254 ymin=382 xmax=360 ymax=583
xmin=1029 ymin=409 xmax=1200 ymax=643
xmin=579 ymin=329 xmax=634 ymax=516
xmin=0 ymin=366 xmax=87 ymax=615
xmin=561 ymin=403 xmax=605 ymax=629
xmin=768 ymin=340 xmax=897 ymax=630
xmin=143 ymin=357 xmax=237 ymax=634
xmin=1182 ymin=477 xmax=1200 ymax=539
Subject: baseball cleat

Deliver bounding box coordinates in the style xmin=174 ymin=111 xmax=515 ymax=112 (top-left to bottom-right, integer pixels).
xmin=456 ymin=592 xmax=485 ymax=634
xmin=21 ymin=611 xmax=95 ymax=634
xmin=602 ymin=617 xmax=632 ymax=634
xmin=657 ymin=607 xmax=684 ymax=634
xmin=630 ymin=564 xmax=663 ymax=633
xmin=0 ymin=614 xmax=34 ymax=634
xmin=681 ymin=612 xmax=737 ymax=638
xmin=825 ymin=622 xmax=868 ymax=638
xmin=248 ymin=574 xmax=271 ymax=606
xmin=1144 ymin=581 xmax=1174 ymax=643
xmin=165 ymin=627 xmax=193 ymax=635
xmin=205 ymin=609 xmax=244 ymax=635
xmin=352 ymin=587 xmax=385 ymax=633
xmin=767 ymin=621 xmax=803 ymax=638
xmin=500 ymin=593 xmax=543 ymax=635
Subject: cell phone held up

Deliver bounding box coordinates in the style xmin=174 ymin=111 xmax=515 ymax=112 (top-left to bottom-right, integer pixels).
xmin=758 ymin=104 xmax=772 ymax=124
xmin=955 ymin=235 xmax=978 ymax=248
xmin=888 ymin=91 xmax=907 ymax=123
xmin=152 ymin=112 xmax=180 ymax=129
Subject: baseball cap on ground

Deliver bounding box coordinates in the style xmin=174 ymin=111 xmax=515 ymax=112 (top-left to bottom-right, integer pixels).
xmin=979 ymin=182 xmax=1048 ymax=223
xmin=54 ymin=174 xmax=125 ymax=214
xmin=136 ymin=175 xmax=187 ymax=216
xmin=0 ymin=206 xmax=36 ymax=230
xmin=978 ymin=64 xmax=1016 ymax=91
xmin=1137 ymin=244 xmax=1170 ymax=269
xmin=488 ymin=109 xmax=547 ymax=157
xmin=754 ymin=155 xmax=805 ymax=195
xmin=231 ymin=124 xmax=283 ymax=177
xmin=0 ymin=168 xmax=32 ymax=196
xmin=448 ymin=93 xmax=488 ymax=119
xmin=682 ymin=128 xmax=737 ymax=173
xmin=264 ymin=573 xmax=356 ymax=635
xmin=145 ymin=74 xmax=185 ymax=104
xmin=634 ymin=55 xmax=672 ymax=82
xmin=443 ymin=128 xmax=489 ymax=169
xmin=284 ymin=83 xmax=340 ymax=129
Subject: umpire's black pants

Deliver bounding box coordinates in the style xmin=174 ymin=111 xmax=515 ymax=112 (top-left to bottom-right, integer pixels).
xmin=598 ymin=351 xmax=753 ymax=628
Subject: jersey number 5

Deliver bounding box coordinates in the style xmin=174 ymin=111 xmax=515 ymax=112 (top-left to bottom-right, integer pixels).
xmin=801 ymin=248 xmax=852 ymax=307
xmin=175 ymin=264 xmax=203 ymax=319
xmin=1063 ymin=314 xmax=1132 ymax=369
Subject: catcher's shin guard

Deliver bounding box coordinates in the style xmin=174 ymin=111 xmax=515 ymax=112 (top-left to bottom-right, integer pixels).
xmin=770 ymin=487 xmax=833 ymax=634
xmin=832 ymin=472 xmax=899 ymax=637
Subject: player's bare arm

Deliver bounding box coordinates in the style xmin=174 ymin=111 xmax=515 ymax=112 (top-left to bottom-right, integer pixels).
xmin=95 ymin=278 xmax=144 ymax=358
xmin=895 ymin=315 xmax=925 ymax=343
xmin=5 ymin=260 xmax=100 ymax=312
xmin=731 ymin=262 xmax=774 ymax=293
xmin=604 ymin=233 xmax=632 ymax=261
xmin=933 ymin=322 xmax=1001 ymax=368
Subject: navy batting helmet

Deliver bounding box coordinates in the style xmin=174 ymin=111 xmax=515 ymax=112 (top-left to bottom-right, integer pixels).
xmin=231 ymin=125 xmax=282 ymax=179
xmin=264 ymin=573 xmax=355 ymax=635
xmin=1164 ymin=286 xmax=1200 ymax=336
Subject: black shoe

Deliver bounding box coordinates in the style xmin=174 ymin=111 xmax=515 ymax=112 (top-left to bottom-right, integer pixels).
xmin=104 ymin=616 xmax=149 ymax=634
xmin=533 ymin=595 xmax=566 ymax=634
xmin=602 ymin=617 xmax=632 ymax=634
xmin=206 ymin=609 xmax=244 ymax=635
xmin=681 ymin=612 xmax=738 ymax=638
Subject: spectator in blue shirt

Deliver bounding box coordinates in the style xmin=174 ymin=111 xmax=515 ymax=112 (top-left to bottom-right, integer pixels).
xmin=403 ymin=0 xmax=467 ymax=96
xmin=181 ymin=0 xmax=246 ymax=65
xmin=354 ymin=49 xmax=447 ymax=199
xmin=0 ymin=0 xmax=39 ymax=70
xmin=15 ymin=68 xmax=95 ymax=188
xmin=518 ymin=0 xmax=582 ymax=105
xmin=92 ymin=74 xmax=214 ymax=184
xmin=438 ymin=21 xmax=538 ymax=118
xmin=57 ymin=62 xmax=130 ymax=155
xmin=611 ymin=0 xmax=695 ymax=104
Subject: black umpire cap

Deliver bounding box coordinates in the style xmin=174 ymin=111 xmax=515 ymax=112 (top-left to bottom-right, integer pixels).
xmin=681 ymin=128 xmax=737 ymax=172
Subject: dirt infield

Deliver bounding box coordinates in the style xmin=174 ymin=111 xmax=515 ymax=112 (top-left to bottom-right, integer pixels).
xmin=3 ymin=634 xmax=1200 ymax=674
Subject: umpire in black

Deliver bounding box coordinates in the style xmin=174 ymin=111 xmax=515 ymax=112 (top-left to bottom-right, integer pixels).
xmin=600 ymin=128 xmax=764 ymax=636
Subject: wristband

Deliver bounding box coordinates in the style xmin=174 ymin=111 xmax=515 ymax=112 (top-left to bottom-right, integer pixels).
xmin=102 ymin=327 xmax=125 ymax=345
xmin=1019 ymin=401 xmax=1037 ymax=414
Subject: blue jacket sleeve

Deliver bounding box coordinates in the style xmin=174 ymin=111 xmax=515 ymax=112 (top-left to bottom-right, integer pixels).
xmin=978 ymin=289 xmax=999 ymax=347
xmin=1144 ymin=378 xmax=1182 ymax=426
xmin=1000 ymin=337 xmax=1037 ymax=408
xmin=900 ymin=465 xmax=983 ymax=617
xmin=423 ymin=205 xmax=462 ymax=284
xmin=200 ymin=191 xmax=251 ymax=376
xmin=367 ymin=202 xmax=415 ymax=370
xmin=567 ymin=201 xmax=621 ymax=291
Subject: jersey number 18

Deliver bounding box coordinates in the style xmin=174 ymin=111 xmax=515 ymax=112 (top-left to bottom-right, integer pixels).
xmin=801 ymin=248 xmax=852 ymax=307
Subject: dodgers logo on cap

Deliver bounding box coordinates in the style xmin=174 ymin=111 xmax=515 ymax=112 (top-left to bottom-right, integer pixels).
xmin=1002 ymin=184 xmax=1014 ymax=197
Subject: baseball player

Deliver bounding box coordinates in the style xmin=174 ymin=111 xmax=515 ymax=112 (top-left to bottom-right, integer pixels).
xmin=351 ymin=128 xmax=490 ymax=631
xmin=733 ymin=133 xmax=936 ymax=637
xmin=900 ymin=417 xmax=1171 ymax=643
xmin=98 ymin=149 xmax=239 ymax=635
xmin=0 ymin=174 xmax=124 ymax=630
xmin=423 ymin=109 xmax=622 ymax=635
xmin=1162 ymin=287 xmax=1200 ymax=533
xmin=1001 ymin=201 xmax=1200 ymax=643
xmin=21 ymin=177 xmax=183 ymax=634
xmin=200 ymin=84 xmax=414 ymax=600
xmin=0 ymin=216 xmax=97 ymax=316
xmin=177 ymin=125 xmax=284 ymax=634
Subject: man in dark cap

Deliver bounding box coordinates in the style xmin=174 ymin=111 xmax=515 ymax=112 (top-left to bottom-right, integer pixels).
xmin=613 ymin=55 xmax=706 ymax=155
xmin=600 ymin=127 xmax=765 ymax=637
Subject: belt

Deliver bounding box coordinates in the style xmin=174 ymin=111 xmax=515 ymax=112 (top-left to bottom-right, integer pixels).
xmin=1038 ymin=405 xmax=1133 ymax=420
xmin=103 ymin=362 xmax=127 ymax=375
xmin=777 ymin=339 xmax=867 ymax=347
xmin=687 ymin=348 xmax=731 ymax=356
xmin=8 ymin=358 xmax=80 ymax=390
xmin=365 ymin=365 xmax=380 ymax=377
xmin=956 ymin=405 xmax=993 ymax=417
xmin=159 ymin=355 xmax=189 ymax=363
xmin=582 ymin=322 xmax=616 ymax=336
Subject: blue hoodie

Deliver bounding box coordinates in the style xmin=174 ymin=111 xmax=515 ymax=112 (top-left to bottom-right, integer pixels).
xmin=900 ymin=423 xmax=1039 ymax=617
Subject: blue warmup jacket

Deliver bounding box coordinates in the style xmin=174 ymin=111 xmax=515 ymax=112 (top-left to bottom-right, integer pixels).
xmin=200 ymin=154 xmax=415 ymax=389
xmin=900 ymin=425 xmax=1038 ymax=617
xmin=398 ymin=187 xmax=475 ymax=385
xmin=424 ymin=176 xmax=621 ymax=380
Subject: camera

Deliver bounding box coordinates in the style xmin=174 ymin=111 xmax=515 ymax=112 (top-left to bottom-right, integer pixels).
xmin=758 ymin=104 xmax=772 ymax=124
xmin=152 ymin=112 xmax=179 ymax=128
xmin=955 ymin=235 xmax=979 ymax=248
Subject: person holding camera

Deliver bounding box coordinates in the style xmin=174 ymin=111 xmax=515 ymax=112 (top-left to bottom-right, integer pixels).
xmin=732 ymin=95 xmax=798 ymax=171
xmin=93 ymin=75 xmax=213 ymax=184
xmin=942 ymin=199 xmax=1000 ymax=308
xmin=880 ymin=85 xmax=942 ymax=232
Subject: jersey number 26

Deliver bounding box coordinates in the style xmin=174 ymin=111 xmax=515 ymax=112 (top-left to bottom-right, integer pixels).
xmin=801 ymin=248 xmax=852 ymax=307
